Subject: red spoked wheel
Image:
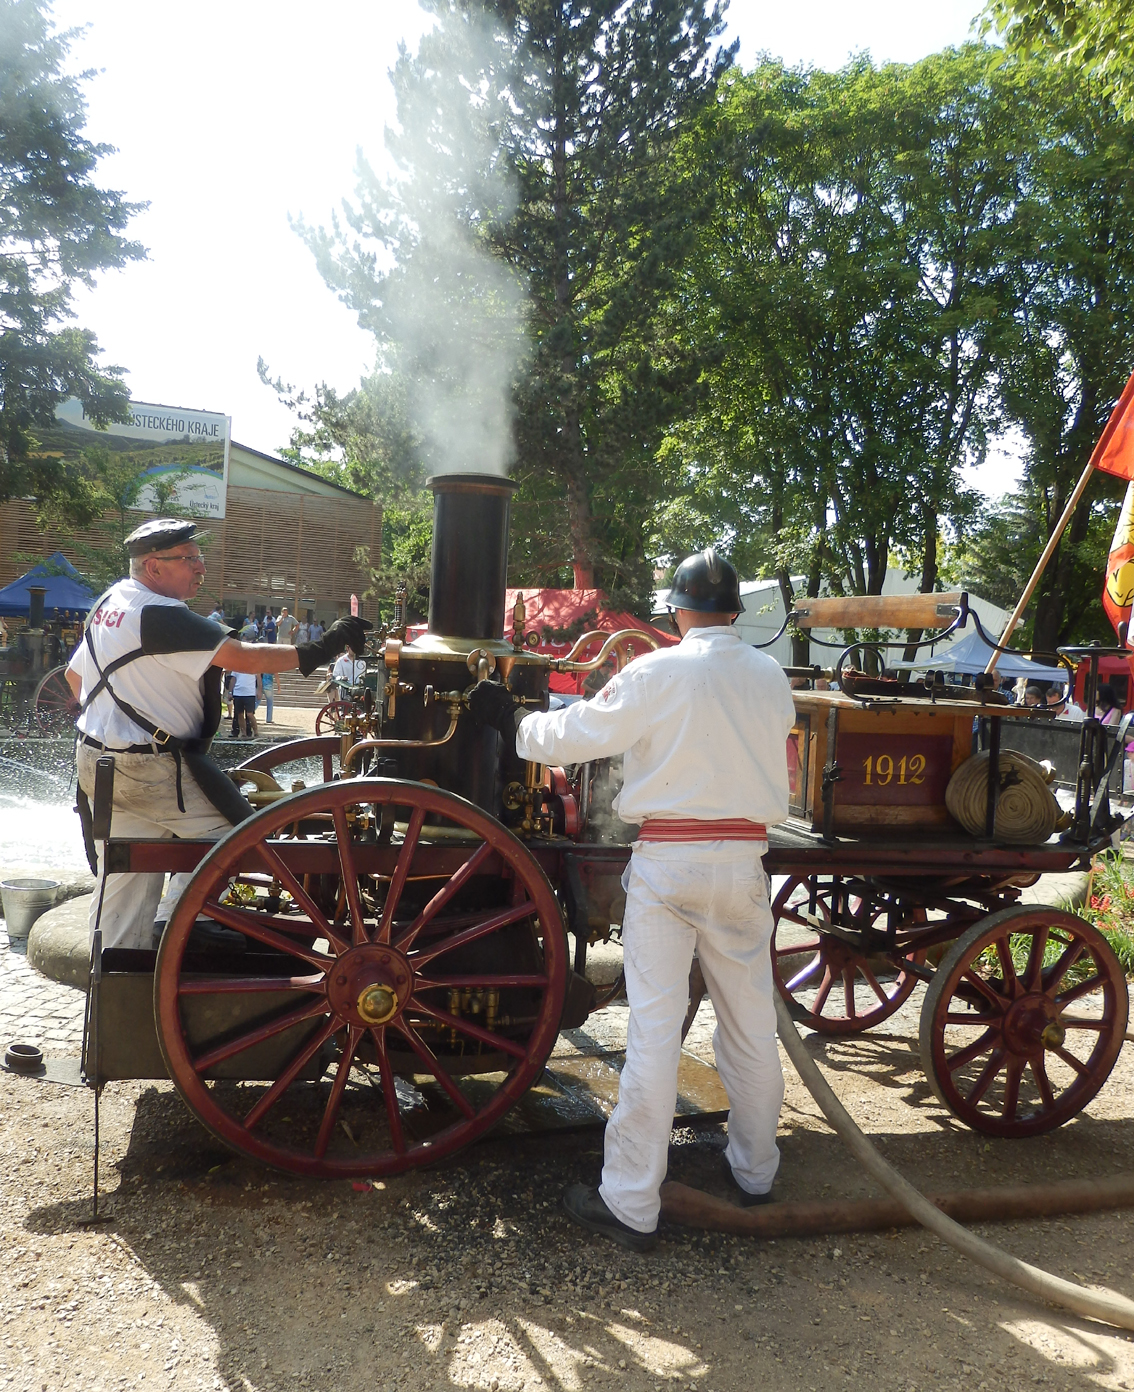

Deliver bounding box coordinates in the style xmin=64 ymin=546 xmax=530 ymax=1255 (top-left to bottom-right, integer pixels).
xmin=771 ymin=875 xmax=926 ymax=1034
xmin=315 ymin=701 xmax=353 ymax=735
xmin=32 ymin=664 xmax=79 ymax=735
xmin=919 ymin=906 xmax=1128 ymax=1137
xmin=154 ymin=778 xmax=568 ymax=1177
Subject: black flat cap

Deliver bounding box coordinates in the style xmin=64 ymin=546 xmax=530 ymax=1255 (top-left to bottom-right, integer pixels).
xmin=125 ymin=518 xmax=211 ymax=557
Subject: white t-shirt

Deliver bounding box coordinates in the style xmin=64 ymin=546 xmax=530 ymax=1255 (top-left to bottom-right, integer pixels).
xmin=332 ymin=656 xmax=367 ymax=687
xmin=232 ymin=671 xmax=258 ymax=697
xmin=277 ymin=614 xmax=298 ymax=644
xmin=69 ymin=578 xmax=229 ymax=746
xmin=516 ymin=626 xmax=797 ymax=826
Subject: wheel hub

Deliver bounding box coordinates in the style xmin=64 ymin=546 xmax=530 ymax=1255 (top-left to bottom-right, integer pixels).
xmin=1002 ymin=994 xmax=1061 ymax=1055
xmin=327 ymin=944 xmax=413 ymax=1028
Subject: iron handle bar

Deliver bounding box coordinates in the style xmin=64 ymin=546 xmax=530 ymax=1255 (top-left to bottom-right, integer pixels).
xmin=549 ymin=628 xmax=663 ymax=674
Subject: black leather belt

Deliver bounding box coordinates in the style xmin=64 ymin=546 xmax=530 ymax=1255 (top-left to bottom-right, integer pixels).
xmin=80 ymin=733 xmax=163 ymax=755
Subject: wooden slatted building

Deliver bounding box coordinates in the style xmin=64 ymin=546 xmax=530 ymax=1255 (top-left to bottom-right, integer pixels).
xmin=0 ymin=442 xmax=381 ymax=625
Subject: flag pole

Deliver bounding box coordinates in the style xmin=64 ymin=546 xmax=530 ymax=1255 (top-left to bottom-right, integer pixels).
xmin=984 ymin=368 xmax=1134 ymax=676
xmin=983 ymin=460 xmax=1096 ymax=675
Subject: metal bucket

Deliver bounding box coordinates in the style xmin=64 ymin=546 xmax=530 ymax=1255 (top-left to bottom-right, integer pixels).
xmin=1 ymin=878 xmax=59 ymax=941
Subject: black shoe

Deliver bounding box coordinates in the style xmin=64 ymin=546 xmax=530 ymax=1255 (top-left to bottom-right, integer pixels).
xmin=722 ymin=1156 xmax=774 ymax=1208
xmin=563 ymin=1184 xmax=658 ymax=1253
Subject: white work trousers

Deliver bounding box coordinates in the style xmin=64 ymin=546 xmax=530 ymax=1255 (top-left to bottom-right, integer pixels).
xmin=599 ymin=841 xmax=785 ymax=1233
xmin=77 ymin=744 xmax=230 ymax=951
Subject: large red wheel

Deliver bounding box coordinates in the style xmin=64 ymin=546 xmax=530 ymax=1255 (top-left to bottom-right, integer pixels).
xmin=154 ymin=778 xmax=568 ymax=1177
xmin=315 ymin=700 xmax=353 ymax=735
xmin=920 ymin=906 xmax=1128 ymax=1137
xmin=32 ymin=664 xmax=79 ymax=735
xmin=771 ymin=876 xmax=925 ymax=1034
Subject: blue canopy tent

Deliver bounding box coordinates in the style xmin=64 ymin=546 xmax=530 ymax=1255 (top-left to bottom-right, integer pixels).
xmin=0 ymin=552 xmax=96 ymax=619
xmin=894 ymin=627 xmax=1069 ymax=683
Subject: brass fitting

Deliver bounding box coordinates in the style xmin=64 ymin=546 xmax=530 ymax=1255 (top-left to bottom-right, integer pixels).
xmin=357 ymin=984 xmax=398 ymax=1025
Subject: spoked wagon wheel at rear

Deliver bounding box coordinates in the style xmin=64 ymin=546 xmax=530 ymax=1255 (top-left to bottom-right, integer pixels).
xmin=154 ymin=779 xmax=568 ymax=1178
xmin=32 ymin=664 xmax=79 ymax=735
xmin=771 ymin=876 xmax=926 ymax=1034
xmin=315 ymin=701 xmax=353 ymax=735
xmin=920 ymin=906 xmax=1128 ymax=1137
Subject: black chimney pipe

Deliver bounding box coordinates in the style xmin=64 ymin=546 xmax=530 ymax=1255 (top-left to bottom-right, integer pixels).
xmin=428 ymin=474 xmax=517 ymax=640
xmin=27 ymin=585 xmax=46 ymax=630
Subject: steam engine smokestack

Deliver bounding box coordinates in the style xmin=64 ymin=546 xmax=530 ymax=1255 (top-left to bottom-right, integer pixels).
xmin=27 ymin=585 xmax=46 ymax=631
xmin=428 ymin=474 xmax=516 ymax=639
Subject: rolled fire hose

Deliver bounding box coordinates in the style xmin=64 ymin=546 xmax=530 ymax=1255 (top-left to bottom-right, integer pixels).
xmin=945 ymin=749 xmax=1064 ymax=843
xmin=771 ymin=992 xmax=1134 ymax=1330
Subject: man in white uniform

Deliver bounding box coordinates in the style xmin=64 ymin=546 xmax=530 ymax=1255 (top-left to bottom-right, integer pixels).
xmin=67 ymin=518 xmax=370 ymax=951
xmin=471 ymin=547 xmax=796 ymax=1251
xmin=330 ymin=648 xmax=367 ymax=698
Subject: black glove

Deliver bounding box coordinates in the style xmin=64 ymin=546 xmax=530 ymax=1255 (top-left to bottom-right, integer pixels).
xmin=295 ymin=616 xmax=373 ymax=677
xmin=467 ymin=678 xmax=521 ymax=738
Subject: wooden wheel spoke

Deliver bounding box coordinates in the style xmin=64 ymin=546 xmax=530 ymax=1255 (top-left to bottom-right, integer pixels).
xmin=1042 ymin=939 xmax=1086 ymax=992
xmin=958 ymin=968 xmax=1008 ymax=1012
xmin=331 ymin=806 xmax=371 ymax=948
xmin=812 ymin=967 xmax=835 ymax=1015
xmin=314 ymin=1026 xmax=364 ymax=1158
xmin=193 ymin=998 xmax=330 ymax=1073
xmin=202 ymin=900 xmax=333 ymax=970
xmin=395 ymin=841 xmax=494 ymax=952
xmin=1054 ymin=975 xmax=1106 ymax=1007
xmin=410 ymin=999 xmax=528 ymax=1059
xmin=784 ymin=955 xmax=823 ymax=991
xmin=843 ymin=970 xmax=857 ymax=1019
xmin=414 ymin=974 xmax=549 ymax=990
xmin=1031 ymin=1053 xmax=1057 ymax=1109
xmin=412 ymin=900 xmax=538 ymax=969
xmin=378 ymin=807 xmax=426 ymax=944
xmin=250 ymin=842 xmax=346 ymax=951
xmin=774 ymin=936 xmax=822 ymax=958
xmin=946 ymin=1025 xmax=999 ymax=1074
xmin=371 ymin=1029 xmax=406 ymax=1154
xmin=1023 ymin=926 xmax=1049 ymax=991
xmin=1002 ymin=1057 xmax=1024 ymax=1119
xmin=965 ymin=1047 xmax=1006 ymax=1107
xmin=859 ymin=963 xmax=889 ymax=1006
xmin=1059 ymin=1015 xmax=1107 ymax=1030
xmin=1054 ymin=1046 xmax=1089 ymax=1077
xmin=178 ymin=974 xmax=325 ymax=996
xmin=243 ymin=1017 xmax=339 ymax=1130
xmin=943 ymin=1010 xmax=993 ymax=1025
xmin=994 ymin=937 xmax=1019 ymax=996
xmin=393 ymin=1020 xmax=476 ymax=1119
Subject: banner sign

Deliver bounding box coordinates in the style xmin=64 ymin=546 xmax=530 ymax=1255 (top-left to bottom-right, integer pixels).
xmin=50 ymin=397 xmax=231 ymax=518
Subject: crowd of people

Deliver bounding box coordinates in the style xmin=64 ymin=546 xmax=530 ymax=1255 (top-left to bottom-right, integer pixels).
xmin=205 ymin=604 xmax=340 ymax=736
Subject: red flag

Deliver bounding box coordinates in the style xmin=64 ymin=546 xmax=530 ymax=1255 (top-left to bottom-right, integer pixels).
xmin=1093 ymin=369 xmax=1134 ymax=480
xmin=1103 ymin=481 xmax=1134 ymax=637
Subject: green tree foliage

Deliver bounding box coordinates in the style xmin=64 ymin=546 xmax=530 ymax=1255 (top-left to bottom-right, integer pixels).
xmin=284 ymin=0 xmax=732 ymax=611
xmin=659 ymin=46 xmax=1026 ymax=662
xmin=0 ymin=1 xmax=145 ymax=505
xmin=990 ymin=65 xmax=1134 ymax=651
xmin=985 ymin=0 xmax=1134 ymax=120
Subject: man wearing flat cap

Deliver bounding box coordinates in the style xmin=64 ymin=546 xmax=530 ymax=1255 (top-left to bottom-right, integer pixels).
xmin=66 ymin=518 xmax=371 ymax=951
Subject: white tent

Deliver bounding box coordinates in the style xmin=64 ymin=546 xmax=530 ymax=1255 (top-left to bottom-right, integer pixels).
xmin=893 ymin=628 xmax=1068 ymax=682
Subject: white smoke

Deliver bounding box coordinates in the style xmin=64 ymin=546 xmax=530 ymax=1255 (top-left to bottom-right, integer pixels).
xmin=378 ymin=12 xmax=529 ymax=478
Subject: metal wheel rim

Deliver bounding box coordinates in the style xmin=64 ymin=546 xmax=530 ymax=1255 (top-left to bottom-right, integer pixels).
xmin=919 ymin=905 xmax=1128 ymax=1137
xmin=154 ymin=777 xmax=568 ymax=1177
xmin=771 ymin=875 xmax=924 ymax=1034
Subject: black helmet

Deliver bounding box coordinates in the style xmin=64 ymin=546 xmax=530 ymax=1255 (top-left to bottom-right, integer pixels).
xmin=667 ymin=547 xmax=744 ymax=614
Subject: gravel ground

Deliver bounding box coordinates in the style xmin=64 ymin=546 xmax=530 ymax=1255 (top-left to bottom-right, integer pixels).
xmin=5 ymin=966 xmax=1134 ymax=1392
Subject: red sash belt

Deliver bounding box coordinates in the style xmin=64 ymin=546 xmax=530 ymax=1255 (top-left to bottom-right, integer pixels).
xmin=638 ymin=818 xmax=768 ymax=843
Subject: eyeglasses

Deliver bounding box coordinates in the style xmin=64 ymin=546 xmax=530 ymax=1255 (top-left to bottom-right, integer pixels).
xmin=155 ymin=552 xmax=205 ymax=566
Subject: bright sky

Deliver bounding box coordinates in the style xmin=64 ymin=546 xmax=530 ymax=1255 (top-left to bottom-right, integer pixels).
xmin=54 ymin=0 xmax=1015 ymax=491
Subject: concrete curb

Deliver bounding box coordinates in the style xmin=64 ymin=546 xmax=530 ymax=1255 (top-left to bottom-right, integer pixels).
xmin=26 ymin=893 xmax=91 ymax=991
xmin=1019 ymin=870 xmax=1090 ymax=913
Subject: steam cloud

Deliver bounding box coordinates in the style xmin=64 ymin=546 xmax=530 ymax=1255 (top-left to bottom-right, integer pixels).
xmin=380 ymin=14 xmax=529 ymax=478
